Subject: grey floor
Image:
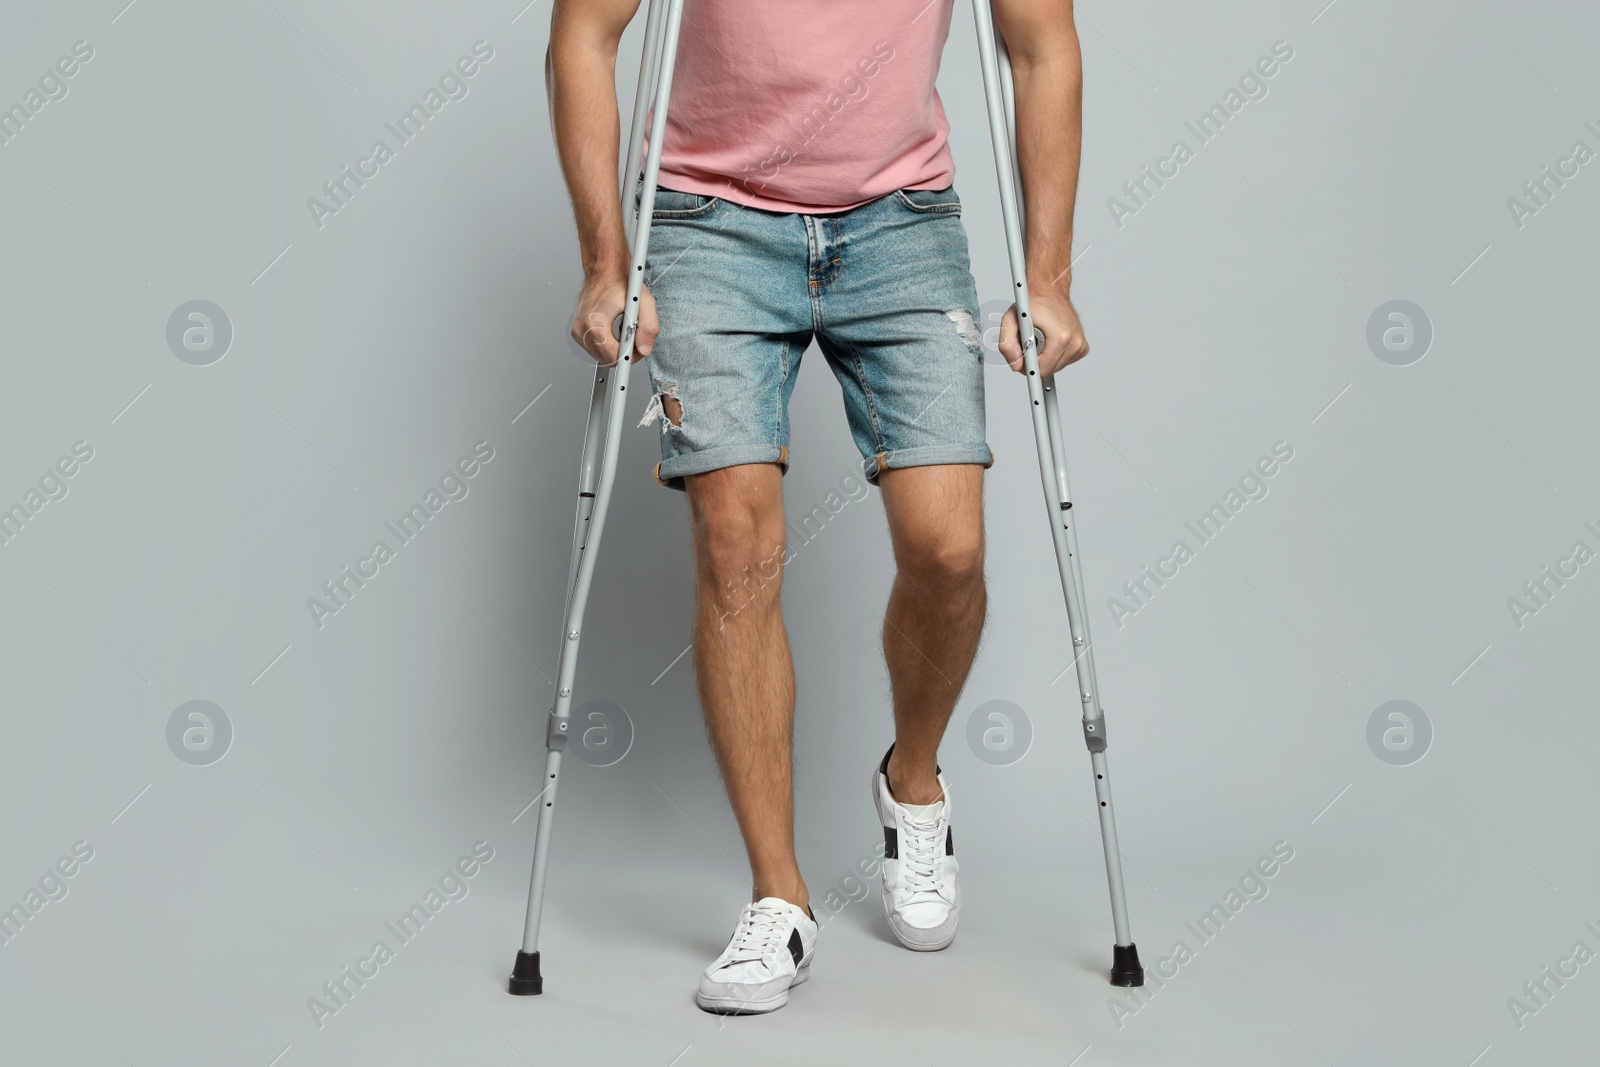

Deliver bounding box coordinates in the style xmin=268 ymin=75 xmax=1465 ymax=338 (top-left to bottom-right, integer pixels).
xmin=4 ymin=0 xmax=1598 ymax=1064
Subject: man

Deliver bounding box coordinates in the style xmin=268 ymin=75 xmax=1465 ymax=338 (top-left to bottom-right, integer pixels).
xmin=548 ymin=0 xmax=1087 ymax=1014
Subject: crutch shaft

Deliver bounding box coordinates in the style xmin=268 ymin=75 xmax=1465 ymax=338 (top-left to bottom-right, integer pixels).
xmin=510 ymin=0 xmax=688 ymax=995
xmin=972 ymin=0 xmax=1142 ymax=986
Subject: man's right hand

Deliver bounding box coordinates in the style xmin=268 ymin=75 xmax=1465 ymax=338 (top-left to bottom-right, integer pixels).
xmin=571 ymin=271 xmax=659 ymax=366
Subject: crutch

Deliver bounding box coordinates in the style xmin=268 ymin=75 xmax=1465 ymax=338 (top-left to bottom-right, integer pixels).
xmin=507 ymin=0 xmax=686 ymax=996
xmin=970 ymin=0 xmax=1143 ymax=986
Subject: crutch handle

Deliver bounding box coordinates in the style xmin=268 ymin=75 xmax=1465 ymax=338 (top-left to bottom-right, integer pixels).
xmin=1031 ymin=325 xmax=1046 ymax=352
xmin=612 ymin=312 xmax=625 ymax=341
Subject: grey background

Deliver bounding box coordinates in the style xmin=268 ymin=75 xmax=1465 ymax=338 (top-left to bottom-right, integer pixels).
xmin=2 ymin=0 xmax=1596 ymax=1064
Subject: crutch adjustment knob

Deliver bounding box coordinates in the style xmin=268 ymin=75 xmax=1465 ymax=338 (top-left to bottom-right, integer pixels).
xmin=1110 ymin=943 xmax=1144 ymax=987
xmin=546 ymin=714 xmax=570 ymax=751
xmin=508 ymin=950 xmax=543 ymax=996
xmin=1081 ymin=716 xmax=1107 ymax=752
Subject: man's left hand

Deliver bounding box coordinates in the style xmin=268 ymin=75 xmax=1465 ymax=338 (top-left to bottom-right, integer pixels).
xmin=996 ymin=288 xmax=1089 ymax=377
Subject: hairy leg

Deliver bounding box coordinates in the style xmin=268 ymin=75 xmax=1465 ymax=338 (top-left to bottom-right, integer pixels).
xmin=684 ymin=462 xmax=808 ymax=911
xmin=877 ymin=464 xmax=987 ymax=805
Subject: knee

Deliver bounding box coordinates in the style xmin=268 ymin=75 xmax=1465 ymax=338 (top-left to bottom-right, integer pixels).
xmin=690 ymin=471 xmax=787 ymax=592
xmin=899 ymin=527 xmax=984 ymax=589
xmin=701 ymin=528 xmax=785 ymax=593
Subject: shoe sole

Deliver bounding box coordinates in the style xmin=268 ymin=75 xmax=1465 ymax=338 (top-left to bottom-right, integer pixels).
xmin=870 ymin=765 xmax=959 ymax=952
xmin=695 ymin=964 xmax=809 ymax=1014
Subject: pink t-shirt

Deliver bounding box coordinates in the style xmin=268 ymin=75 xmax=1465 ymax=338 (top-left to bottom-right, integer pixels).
xmin=642 ymin=0 xmax=958 ymax=213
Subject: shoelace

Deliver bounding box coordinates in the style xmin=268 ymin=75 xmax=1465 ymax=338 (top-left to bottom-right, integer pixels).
xmin=899 ymin=806 xmax=950 ymax=903
xmin=725 ymin=900 xmax=792 ymax=964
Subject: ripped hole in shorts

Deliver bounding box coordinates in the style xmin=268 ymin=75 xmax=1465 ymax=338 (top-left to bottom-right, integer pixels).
xmin=637 ymin=384 xmax=684 ymax=430
xmin=945 ymin=308 xmax=985 ymax=356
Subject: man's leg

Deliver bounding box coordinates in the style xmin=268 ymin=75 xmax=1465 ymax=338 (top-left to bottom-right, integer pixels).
xmin=877 ymin=463 xmax=987 ymax=803
xmin=683 ymin=461 xmax=810 ymax=913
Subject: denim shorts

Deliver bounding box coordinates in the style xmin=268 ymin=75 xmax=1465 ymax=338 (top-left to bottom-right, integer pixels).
xmin=632 ymin=179 xmax=993 ymax=491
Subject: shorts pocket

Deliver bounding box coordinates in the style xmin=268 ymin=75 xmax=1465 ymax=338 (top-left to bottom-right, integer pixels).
xmin=892 ymin=185 xmax=962 ymax=215
xmin=634 ymin=181 xmax=723 ymax=220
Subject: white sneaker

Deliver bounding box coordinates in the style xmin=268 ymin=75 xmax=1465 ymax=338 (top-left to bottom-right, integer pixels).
xmin=871 ymin=744 xmax=960 ymax=950
xmin=696 ymin=896 xmax=817 ymax=1014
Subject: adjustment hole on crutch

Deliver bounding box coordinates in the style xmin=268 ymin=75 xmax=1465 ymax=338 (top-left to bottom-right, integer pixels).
xmin=1100 ymin=801 xmax=1107 ymax=807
